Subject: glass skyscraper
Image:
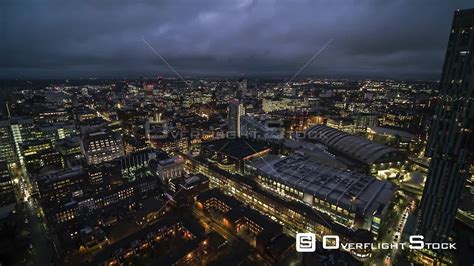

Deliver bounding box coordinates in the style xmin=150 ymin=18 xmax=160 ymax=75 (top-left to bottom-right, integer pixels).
xmin=418 ymin=9 xmax=474 ymax=243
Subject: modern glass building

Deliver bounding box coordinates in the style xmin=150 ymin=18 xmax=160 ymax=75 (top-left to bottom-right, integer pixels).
xmin=418 ymin=9 xmax=474 ymax=243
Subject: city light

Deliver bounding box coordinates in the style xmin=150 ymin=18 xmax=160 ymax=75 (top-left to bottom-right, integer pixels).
xmin=0 ymin=3 xmax=472 ymax=266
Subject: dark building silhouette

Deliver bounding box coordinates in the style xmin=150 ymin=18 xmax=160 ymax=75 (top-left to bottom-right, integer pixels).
xmin=418 ymin=9 xmax=474 ymax=243
xmin=236 ymin=77 xmax=247 ymax=100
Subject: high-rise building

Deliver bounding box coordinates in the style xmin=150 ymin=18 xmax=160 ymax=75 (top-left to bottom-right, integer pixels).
xmin=154 ymin=76 xmax=164 ymax=95
xmin=9 ymin=117 xmax=37 ymax=164
xmin=227 ymin=99 xmax=245 ymax=138
xmin=22 ymin=139 xmax=63 ymax=173
xmin=418 ymin=9 xmax=474 ymax=243
xmin=0 ymin=161 xmax=15 ymax=207
xmin=33 ymin=168 xmax=87 ymax=208
xmin=143 ymin=77 xmax=164 ymax=97
xmin=143 ymin=82 xmax=154 ymax=97
xmin=236 ymin=78 xmax=247 ymax=100
xmin=80 ymin=129 xmax=124 ymax=165
xmin=0 ymin=120 xmax=16 ymax=165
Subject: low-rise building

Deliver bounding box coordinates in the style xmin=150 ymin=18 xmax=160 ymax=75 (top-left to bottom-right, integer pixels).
xmin=247 ymin=154 xmax=396 ymax=237
xmin=196 ymin=189 xmax=294 ymax=263
xmin=201 ymin=138 xmax=271 ymax=174
xmin=306 ymin=125 xmax=406 ymax=174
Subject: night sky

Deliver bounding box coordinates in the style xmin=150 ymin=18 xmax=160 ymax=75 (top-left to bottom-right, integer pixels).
xmin=1 ymin=0 xmax=472 ymax=79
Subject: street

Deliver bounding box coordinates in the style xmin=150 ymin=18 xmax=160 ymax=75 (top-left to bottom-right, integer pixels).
xmin=24 ymin=199 xmax=55 ymax=265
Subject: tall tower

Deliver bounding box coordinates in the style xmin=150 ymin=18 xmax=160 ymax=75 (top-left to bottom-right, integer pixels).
xmin=417 ymin=9 xmax=474 ymax=243
xmin=236 ymin=78 xmax=247 ymax=100
xmin=228 ymin=99 xmax=245 ymax=138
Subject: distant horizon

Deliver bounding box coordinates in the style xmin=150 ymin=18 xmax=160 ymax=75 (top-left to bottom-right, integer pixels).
xmin=0 ymin=72 xmax=441 ymax=83
xmin=2 ymin=1 xmax=471 ymax=81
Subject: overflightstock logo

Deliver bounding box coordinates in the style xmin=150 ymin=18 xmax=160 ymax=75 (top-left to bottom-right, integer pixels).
xmin=296 ymin=233 xmax=316 ymax=252
xmin=296 ymin=233 xmax=456 ymax=252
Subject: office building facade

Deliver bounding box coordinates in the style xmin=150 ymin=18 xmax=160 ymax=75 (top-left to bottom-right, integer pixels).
xmin=418 ymin=9 xmax=474 ymax=243
xmin=227 ymin=99 xmax=245 ymax=138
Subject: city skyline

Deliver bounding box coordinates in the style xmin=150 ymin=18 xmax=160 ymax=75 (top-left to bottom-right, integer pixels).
xmin=0 ymin=3 xmax=473 ymax=266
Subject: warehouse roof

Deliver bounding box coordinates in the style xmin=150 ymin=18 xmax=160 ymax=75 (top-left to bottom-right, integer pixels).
xmin=248 ymin=154 xmax=395 ymax=216
xmin=307 ymin=125 xmax=402 ymax=164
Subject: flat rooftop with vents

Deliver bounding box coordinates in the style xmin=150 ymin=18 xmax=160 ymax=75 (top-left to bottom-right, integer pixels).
xmin=247 ymin=154 xmax=396 ymax=217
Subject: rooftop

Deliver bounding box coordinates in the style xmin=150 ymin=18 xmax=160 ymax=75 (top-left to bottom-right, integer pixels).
xmin=35 ymin=167 xmax=85 ymax=183
xmin=307 ymin=125 xmax=403 ymax=164
xmin=202 ymin=138 xmax=271 ymax=160
xmin=197 ymin=188 xmax=283 ymax=237
xmin=181 ymin=153 xmax=374 ymax=243
xmin=135 ymin=197 xmax=165 ymax=219
xmin=196 ymin=188 xmax=242 ymax=210
xmin=248 ymin=154 xmax=395 ymax=215
xmin=368 ymin=126 xmax=415 ymax=141
xmin=182 ymin=173 xmax=209 ymax=189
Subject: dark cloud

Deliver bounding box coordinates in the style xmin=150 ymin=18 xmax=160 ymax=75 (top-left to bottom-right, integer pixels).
xmin=0 ymin=0 xmax=472 ymax=79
